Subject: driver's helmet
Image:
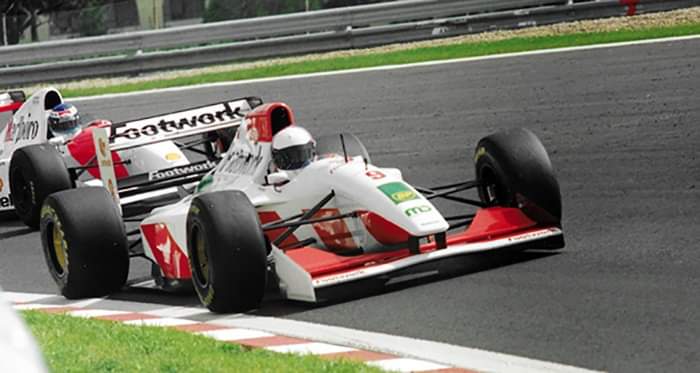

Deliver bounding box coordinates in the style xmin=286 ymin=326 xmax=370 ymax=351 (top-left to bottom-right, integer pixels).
xmin=48 ymin=103 xmax=81 ymax=139
xmin=271 ymin=126 xmax=316 ymax=171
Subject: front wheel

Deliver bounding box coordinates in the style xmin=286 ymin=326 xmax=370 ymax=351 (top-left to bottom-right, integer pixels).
xmin=40 ymin=187 xmax=129 ymax=298
xmin=186 ymin=191 xmax=267 ymax=313
xmin=10 ymin=144 xmax=73 ymax=228
xmin=474 ymin=128 xmax=562 ymax=225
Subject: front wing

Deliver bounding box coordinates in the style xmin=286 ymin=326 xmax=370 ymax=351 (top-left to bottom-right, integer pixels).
xmin=272 ymin=207 xmax=564 ymax=302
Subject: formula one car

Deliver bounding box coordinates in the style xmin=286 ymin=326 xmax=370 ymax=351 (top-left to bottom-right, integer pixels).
xmin=0 ymin=88 xmax=260 ymax=227
xmin=39 ymin=101 xmax=564 ymax=313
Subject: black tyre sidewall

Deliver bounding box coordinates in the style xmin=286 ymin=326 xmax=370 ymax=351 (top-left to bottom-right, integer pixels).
xmin=40 ymin=187 xmax=129 ymax=299
xmin=474 ymin=128 xmax=562 ymax=225
xmin=10 ymin=144 xmax=73 ymax=228
xmin=186 ymin=191 xmax=267 ymax=313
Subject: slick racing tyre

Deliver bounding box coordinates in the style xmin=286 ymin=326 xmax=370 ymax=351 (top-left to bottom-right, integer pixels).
xmin=187 ymin=191 xmax=267 ymax=313
xmin=40 ymin=187 xmax=129 ymax=298
xmin=474 ymin=128 xmax=562 ymax=225
xmin=316 ymin=132 xmax=371 ymax=164
xmin=10 ymin=144 xmax=73 ymax=229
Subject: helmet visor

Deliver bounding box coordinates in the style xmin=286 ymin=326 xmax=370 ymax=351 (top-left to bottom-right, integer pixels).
xmin=273 ymin=142 xmax=315 ymax=170
xmin=49 ymin=116 xmax=81 ymax=138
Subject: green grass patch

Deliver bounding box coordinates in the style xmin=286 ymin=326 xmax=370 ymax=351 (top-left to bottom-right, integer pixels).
xmin=23 ymin=311 xmax=382 ymax=372
xmin=61 ymin=22 xmax=700 ymax=98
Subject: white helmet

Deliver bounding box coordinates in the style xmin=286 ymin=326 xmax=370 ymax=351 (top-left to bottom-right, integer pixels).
xmin=271 ymin=126 xmax=316 ymax=170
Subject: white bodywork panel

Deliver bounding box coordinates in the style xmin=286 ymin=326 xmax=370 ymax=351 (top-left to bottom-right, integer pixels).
xmin=0 ymin=88 xmax=61 ymax=211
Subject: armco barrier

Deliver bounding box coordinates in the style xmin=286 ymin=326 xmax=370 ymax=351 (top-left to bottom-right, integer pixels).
xmin=0 ymin=0 xmax=560 ymax=66
xmin=0 ymin=0 xmax=696 ymax=86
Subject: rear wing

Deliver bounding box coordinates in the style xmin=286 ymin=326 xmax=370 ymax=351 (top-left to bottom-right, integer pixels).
xmin=0 ymin=91 xmax=26 ymax=113
xmin=91 ymin=96 xmax=261 ymax=211
xmin=109 ymin=97 xmax=260 ymax=151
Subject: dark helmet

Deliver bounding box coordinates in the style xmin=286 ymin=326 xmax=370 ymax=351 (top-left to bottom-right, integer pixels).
xmin=48 ymin=103 xmax=81 ymax=138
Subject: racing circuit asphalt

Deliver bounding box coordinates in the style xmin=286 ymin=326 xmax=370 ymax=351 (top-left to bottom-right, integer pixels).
xmin=1 ymin=37 xmax=699 ymax=372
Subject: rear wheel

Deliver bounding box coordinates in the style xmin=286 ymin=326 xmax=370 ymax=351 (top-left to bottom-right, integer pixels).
xmin=40 ymin=187 xmax=129 ymax=298
xmin=10 ymin=144 xmax=73 ymax=228
xmin=186 ymin=191 xmax=267 ymax=313
xmin=474 ymin=128 xmax=562 ymax=225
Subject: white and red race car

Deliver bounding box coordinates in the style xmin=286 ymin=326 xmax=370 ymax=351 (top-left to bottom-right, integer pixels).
xmin=0 ymin=88 xmax=259 ymax=227
xmin=39 ymin=100 xmax=564 ymax=313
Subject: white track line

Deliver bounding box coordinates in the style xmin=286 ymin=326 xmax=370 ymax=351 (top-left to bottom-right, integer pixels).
xmin=67 ymin=297 xmax=106 ymax=308
xmin=13 ymin=304 xmax=65 ymax=310
xmin=266 ymin=342 xmax=356 ymax=355
xmin=124 ymin=317 xmax=197 ymax=327
xmin=72 ymin=34 xmax=700 ymax=103
xmin=198 ymin=328 xmax=275 ymax=341
xmin=368 ymin=358 xmax=449 ymax=372
xmin=142 ymin=306 xmax=210 ymax=318
xmin=2 ymin=291 xmax=56 ymax=303
xmin=7 ymin=291 xmax=603 ymax=372
xmin=212 ymin=315 xmax=602 ymax=373
xmin=68 ymin=309 xmax=129 ymax=318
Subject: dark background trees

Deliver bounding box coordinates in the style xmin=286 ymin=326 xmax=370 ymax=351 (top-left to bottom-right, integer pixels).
xmin=203 ymin=0 xmax=390 ymax=23
xmin=203 ymin=0 xmax=317 ymax=23
xmin=0 ymin=0 xmax=394 ymax=44
xmin=1 ymin=0 xmax=87 ymax=44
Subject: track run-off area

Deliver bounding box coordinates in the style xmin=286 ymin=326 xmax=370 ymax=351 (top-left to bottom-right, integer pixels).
xmin=1 ymin=36 xmax=699 ymax=372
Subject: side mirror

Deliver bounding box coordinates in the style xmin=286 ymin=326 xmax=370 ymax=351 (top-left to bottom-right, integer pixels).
xmin=265 ymin=171 xmax=290 ymax=186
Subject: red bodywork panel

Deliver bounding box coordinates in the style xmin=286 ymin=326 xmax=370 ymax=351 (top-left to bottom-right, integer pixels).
xmin=259 ymin=210 xmax=300 ymax=248
xmin=0 ymin=102 xmax=22 ymax=113
xmin=67 ymin=121 xmax=129 ymax=179
xmin=245 ymin=103 xmax=295 ymax=143
xmin=287 ymin=207 xmax=540 ymax=279
xmin=141 ymin=223 xmax=192 ymax=279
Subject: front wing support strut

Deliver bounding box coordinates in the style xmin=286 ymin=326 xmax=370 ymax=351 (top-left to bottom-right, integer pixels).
xmin=271 ymin=190 xmax=335 ymax=247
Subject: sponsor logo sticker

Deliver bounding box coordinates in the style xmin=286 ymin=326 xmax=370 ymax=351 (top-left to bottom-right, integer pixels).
xmin=165 ymin=152 xmax=181 ymax=161
xmin=196 ymin=175 xmax=213 ymax=192
xmin=378 ymin=182 xmax=418 ymax=204
xmin=0 ymin=195 xmax=13 ymax=208
xmin=13 ymin=118 xmax=39 ymax=143
xmin=148 ymin=160 xmax=217 ymax=181
xmin=110 ymin=102 xmax=243 ymax=142
xmin=404 ymin=205 xmax=432 ymax=217
xmin=98 ymin=137 xmax=108 ymax=157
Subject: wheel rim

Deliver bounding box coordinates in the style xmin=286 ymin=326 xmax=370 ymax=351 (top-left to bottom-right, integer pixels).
xmin=46 ymin=221 xmax=68 ymax=277
xmin=190 ymin=224 xmax=210 ymax=287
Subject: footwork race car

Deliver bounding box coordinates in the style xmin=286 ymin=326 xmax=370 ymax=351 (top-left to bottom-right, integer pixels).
xmin=39 ymin=100 xmax=564 ymax=313
xmin=0 ymin=88 xmax=260 ymax=228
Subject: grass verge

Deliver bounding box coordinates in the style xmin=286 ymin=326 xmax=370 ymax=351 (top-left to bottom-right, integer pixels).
xmin=60 ymin=22 xmax=700 ymax=98
xmin=23 ymin=311 xmax=382 ymax=372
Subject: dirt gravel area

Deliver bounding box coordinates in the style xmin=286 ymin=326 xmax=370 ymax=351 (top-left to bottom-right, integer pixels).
xmin=22 ymin=6 xmax=700 ymax=93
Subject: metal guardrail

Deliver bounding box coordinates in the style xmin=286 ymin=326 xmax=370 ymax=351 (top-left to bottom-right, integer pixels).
xmin=0 ymin=0 xmax=557 ymax=66
xmin=0 ymin=0 xmax=696 ymax=87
